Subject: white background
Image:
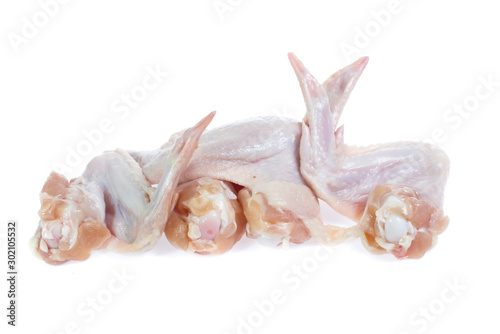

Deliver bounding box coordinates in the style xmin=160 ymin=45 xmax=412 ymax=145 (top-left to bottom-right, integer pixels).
xmin=1 ymin=1 xmax=499 ymax=333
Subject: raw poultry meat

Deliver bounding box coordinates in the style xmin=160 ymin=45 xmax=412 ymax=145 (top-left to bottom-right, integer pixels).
xmin=31 ymin=113 xmax=214 ymax=264
xmin=165 ymin=177 xmax=247 ymax=254
xmin=32 ymin=53 xmax=450 ymax=264
xmin=132 ymin=107 xmax=325 ymax=249
xmin=289 ymin=54 xmax=450 ymax=258
xmin=132 ymin=54 xmax=449 ymax=258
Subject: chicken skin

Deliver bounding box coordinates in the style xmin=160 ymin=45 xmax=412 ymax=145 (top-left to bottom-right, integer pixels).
xmin=32 ymin=113 xmax=214 ymax=264
xmin=32 ymin=53 xmax=450 ymax=264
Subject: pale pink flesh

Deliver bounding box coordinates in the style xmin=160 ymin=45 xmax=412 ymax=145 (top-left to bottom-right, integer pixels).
xmin=132 ymin=116 xmax=323 ymax=245
xmin=33 ymin=112 xmax=215 ymax=263
xmin=289 ymin=53 xmax=449 ymax=222
xmin=131 ymin=55 xmax=449 ymax=254
xmin=106 ymin=111 xmax=215 ymax=252
xmin=165 ymin=177 xmax=247 ymax=254
xmin=33 ymin=53 xmax=450 ymax=263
